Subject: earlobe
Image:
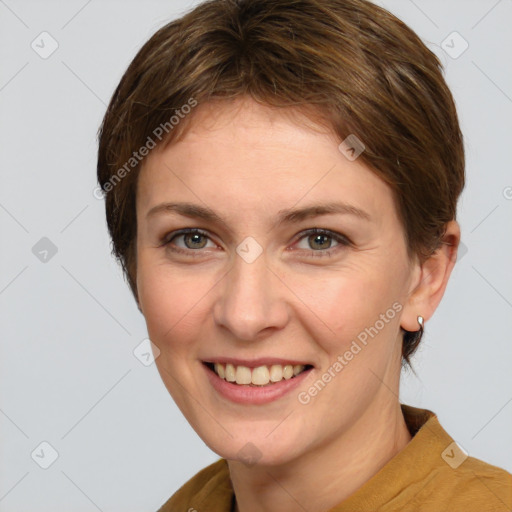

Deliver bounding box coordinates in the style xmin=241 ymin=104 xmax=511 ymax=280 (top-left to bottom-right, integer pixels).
xmin=400 ymin=220 xmax=461 ymax=332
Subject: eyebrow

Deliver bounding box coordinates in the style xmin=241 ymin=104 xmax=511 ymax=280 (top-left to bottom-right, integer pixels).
xmin=145 ymin=201 xmax=372 ymax=228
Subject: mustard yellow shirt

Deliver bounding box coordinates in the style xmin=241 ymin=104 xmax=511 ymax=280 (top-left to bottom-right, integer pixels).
xmin=158 ymin=404 xmax=512 ymax=511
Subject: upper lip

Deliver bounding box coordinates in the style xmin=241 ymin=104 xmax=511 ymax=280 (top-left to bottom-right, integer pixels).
xmin=202 ymin=357 xmax=313 ymax=368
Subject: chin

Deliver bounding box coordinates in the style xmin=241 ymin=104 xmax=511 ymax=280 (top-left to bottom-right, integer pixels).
xmin=200 ymin=427 xmax=305 ymax=468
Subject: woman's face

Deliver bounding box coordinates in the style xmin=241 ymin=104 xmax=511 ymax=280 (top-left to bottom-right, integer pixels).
xmin=135 ymin=97 xmax=418 ymax=466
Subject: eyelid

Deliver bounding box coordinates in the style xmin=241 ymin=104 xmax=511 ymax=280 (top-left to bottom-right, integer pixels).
xmin=161 ymin=228 xmax=215 ymax=247
xmin=293 ymin=228 xmax=351 ymax=247
xmin=162 ymin=227 xmax=351 ymax=255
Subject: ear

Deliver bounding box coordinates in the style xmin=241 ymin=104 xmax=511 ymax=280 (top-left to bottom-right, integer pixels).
xmin=400 ymin=220 xmax=461 ymax=332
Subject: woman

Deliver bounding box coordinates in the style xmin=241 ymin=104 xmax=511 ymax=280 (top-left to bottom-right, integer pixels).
xmin=96 ymin=0 xmax=512 ymax=510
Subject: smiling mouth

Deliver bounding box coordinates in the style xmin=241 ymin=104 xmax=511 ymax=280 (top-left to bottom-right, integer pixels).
xmin=203 ymin=361 xmax=314 ymax=386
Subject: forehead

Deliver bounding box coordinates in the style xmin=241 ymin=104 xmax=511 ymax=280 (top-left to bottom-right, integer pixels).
xmin=136 ymin=98 xmax=394 ymax=226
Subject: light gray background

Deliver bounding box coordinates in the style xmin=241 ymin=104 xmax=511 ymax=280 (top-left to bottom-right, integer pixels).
xmin=1 ymin=0 xmax=511 ymax=510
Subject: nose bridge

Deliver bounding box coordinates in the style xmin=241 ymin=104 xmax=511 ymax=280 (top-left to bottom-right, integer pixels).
xmin=214 ymin=246 xmax=287 ymax=340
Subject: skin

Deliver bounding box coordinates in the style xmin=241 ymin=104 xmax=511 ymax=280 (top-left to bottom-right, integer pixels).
xmin=135 ymin=97 xmax=460 ymax=512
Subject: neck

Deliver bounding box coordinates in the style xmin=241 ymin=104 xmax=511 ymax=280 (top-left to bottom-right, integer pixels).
xmin=229 ymin=398 xmax=412 ymax=512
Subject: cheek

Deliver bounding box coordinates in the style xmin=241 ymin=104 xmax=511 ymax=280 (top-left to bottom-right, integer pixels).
xmin=137 ymin=254 xmax=214 ymax=346
xmin=294 ymin=274 xmax=404 ymax=386
xmin=294 ymin=268 xmax=397 ymax=346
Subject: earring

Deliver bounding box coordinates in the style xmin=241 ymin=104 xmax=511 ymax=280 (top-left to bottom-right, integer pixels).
xmin=417 ymin=315 xmax=424 ymax=333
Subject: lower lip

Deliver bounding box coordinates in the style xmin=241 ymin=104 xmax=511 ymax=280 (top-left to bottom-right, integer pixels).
xmin=203 ymin=363 xmax=313 ymax=405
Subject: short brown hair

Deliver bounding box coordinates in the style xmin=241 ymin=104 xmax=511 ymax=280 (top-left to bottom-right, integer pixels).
xmin=97 ymin=0 xmax=465 ymax=366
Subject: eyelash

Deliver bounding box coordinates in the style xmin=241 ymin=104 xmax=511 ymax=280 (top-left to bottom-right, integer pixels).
xmin=161 ymin=228 xmax=351 ymax=258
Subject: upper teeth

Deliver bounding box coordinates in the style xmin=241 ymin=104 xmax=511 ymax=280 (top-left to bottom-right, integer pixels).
xmin=213 ymin=363 xmax=306 ymax=386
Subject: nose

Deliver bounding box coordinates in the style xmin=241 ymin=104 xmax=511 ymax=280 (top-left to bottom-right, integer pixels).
xmin=213 ymin=248 xmax=289 ymax=341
